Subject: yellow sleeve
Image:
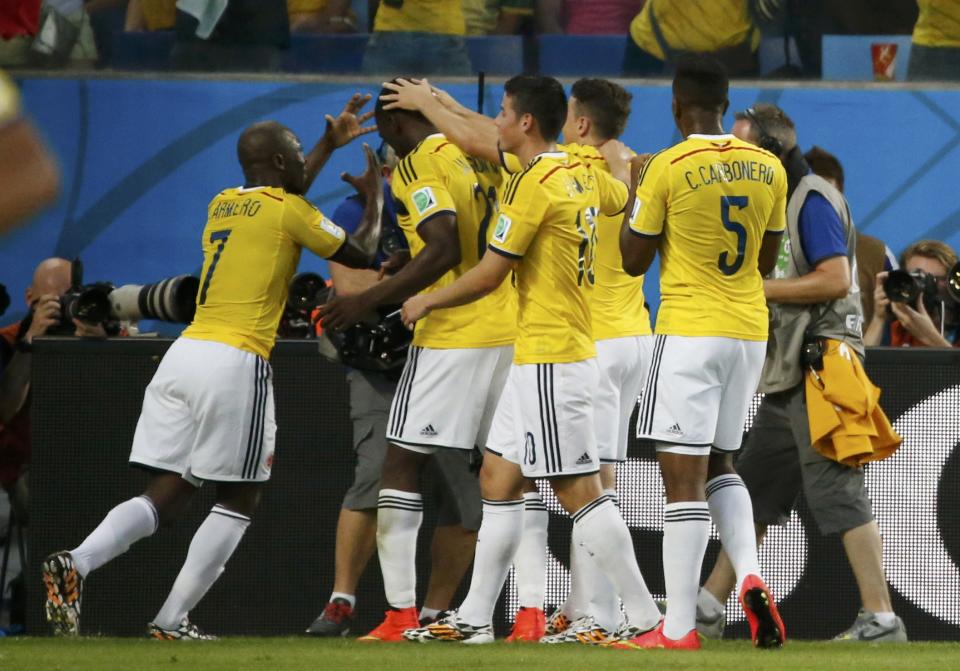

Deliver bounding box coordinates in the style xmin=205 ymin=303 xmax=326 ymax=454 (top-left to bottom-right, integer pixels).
xmin=594 ymin=168 xmax=629 ymax=217
xmin=629 ymin=153 xmax=670 ymax=238
xmin=767 ymin=164 xmax=788 ymax=234
xmin=394 ymin=153 xmax=457 ymax=229
xmin=282 ymin=196 xmax=348 ymax=259
xmin=488 ymin=170 xmax=548 ymax=258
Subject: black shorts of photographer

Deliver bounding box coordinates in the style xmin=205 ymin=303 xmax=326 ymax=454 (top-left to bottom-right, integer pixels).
xmin=305 ymin=367 xmax=482 ymax=637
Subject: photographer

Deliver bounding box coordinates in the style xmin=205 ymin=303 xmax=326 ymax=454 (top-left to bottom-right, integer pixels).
xmin=696 ymin=104 xmax=906 ymax=643
xmin=305 ymin=144 xmax=481 ymax=637
xmin=864 ymin=240 xmax=959 ymax=348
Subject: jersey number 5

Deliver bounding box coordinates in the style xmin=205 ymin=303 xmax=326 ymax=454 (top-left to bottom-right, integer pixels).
xmin=198 ymin=229 xmax=232 ymax=305
xmin=718 ymin=196 xmax=748 ymax=276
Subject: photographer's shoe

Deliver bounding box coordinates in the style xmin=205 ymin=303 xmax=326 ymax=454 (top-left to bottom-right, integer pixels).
xmin=833 ymin=610 xmax=908 ymax=643
xmin=305 ymin=598 xmax=354 ymax=637
xmin=42 ymin=551 xmax=83 ymax=636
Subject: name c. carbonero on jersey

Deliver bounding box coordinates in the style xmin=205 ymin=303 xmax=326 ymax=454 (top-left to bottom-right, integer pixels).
xmin=684 ymin=160 xmax=775 ymax=190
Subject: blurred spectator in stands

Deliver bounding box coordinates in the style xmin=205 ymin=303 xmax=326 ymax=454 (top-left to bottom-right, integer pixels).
xmin=125 ymin=0 xmax=176 ymax=31
xmin=864 ymin=240 xmax=959 ymax=347
xmin=622 ymin=0 xmax=759 ymax=76
xmin=0 ymin=71 xmax=59 ymax=236
xmin=805 ymin=145 xmax=898 ymax=326
xmin=463 ymin=0 xmax=533 ymax=35
xmin=288 ymin=0 xmax=358 ymax=34
xmin=536 ymin=0 xmax=641 ymax=35
xmin=0 ymin=0 xmax=102 ymax=67
xmin=363 ymin=0 xmax=471 ymax=75
xmin=908 ymin=0 xmax=960 ymax=81
xmin=171 ymin=0 xmax=290 ymax=71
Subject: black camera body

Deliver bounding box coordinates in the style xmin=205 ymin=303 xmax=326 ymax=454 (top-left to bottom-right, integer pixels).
xmin=883 ymin=268 xmax=940 ymax=310
xmin=325 ymin=310 xmax=412 ymax=372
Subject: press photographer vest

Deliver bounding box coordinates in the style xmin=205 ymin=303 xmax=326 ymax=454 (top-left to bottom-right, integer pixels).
xmin=760 ymin=174 xmax=865 ymax=393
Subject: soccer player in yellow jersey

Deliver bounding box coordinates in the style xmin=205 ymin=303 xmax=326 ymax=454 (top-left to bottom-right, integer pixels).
xmin=400 ymin=75 xmax=662 ymax=645
xmin=0 ymin=70 xmax=59 ymax=235
xmin=608 ymin=55 xmax=787 ymax=650
xmin=321 ymin=82 xmax=515 ymax=642
xmin=42 ymin=114 xmax=384 ymax=639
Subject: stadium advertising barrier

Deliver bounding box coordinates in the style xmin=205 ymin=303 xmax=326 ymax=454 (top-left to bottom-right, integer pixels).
xmin=26 ymin=340 xmax=960 ymax=640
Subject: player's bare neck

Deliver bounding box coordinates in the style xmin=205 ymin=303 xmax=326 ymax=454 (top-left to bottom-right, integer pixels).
xmin=679 ymin=111 xmax=724 ymax=139
xmin=515 ymin=136 xmax=556 ymax=166
xmin=242 ymin=168 xmax=284 ymax=191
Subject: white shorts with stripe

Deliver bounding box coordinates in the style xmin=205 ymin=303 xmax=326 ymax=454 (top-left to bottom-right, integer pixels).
xmin=594 ymin=335 xmax=652 ymax=463
xmin=129 ymin=337 xmax=275 ymax=483
xmin=386 ymin=345 xmax=512 ymax=453
xmin=486 ymin=359 xmax=600 ymax=478
xmin=636 ymin=335 xmax=765 ymax=455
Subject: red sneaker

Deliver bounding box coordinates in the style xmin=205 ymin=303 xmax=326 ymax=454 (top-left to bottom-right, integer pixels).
xmin=358 ymin=607 xmax=419 ymax=642
xmin=506 ymin=607 xmax=546 ymax=642
xmin=740 ymin=574 xmax=786 ymax=648
xmin=610 ymin=622 xmax=700 ymax=650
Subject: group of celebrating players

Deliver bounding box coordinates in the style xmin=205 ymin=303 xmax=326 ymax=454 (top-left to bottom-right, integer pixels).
xmin=42 ymin=53 xmax=788 ymax=650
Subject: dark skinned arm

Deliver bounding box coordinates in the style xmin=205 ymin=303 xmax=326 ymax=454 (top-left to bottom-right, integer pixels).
xmin=757 ymin=232 xmax=783 ymax=278
xmin=325 ymin=144 xmax=384 ymax=269
xmin=619 ymin=157 xmax=660 ymax=276
xmin=319 ymin=213 xmax=462 ymax=330
xmin=302 ymin=93 xmax=377 ymax=194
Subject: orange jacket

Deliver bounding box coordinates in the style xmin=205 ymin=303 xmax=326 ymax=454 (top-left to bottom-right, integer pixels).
xmin=805 ymin=339 xmax=901 ymax=466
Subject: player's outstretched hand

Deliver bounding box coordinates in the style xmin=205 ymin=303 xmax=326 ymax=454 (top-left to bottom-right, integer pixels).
xmin=341 ymin=143 xmax=381 ymax=200
xmin=401 ymin=294 xmax=431 ymax=330
xmin=318 ymin=294 xmax=368 ymax=332
xmin=379 ymin=249 xmax=411 ymax=279
xmin=325 ymin=93 xmax=377 ymax=148
xmin=380 ymin=78 xmax=434 ymax=112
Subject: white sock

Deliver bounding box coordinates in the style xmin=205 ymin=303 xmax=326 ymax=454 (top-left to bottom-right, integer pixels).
xmin=376 ymin=489 xmax=423 ymax=609
xmin=70 ymin=495 xmax=158 ymax=577
xmin=697 ymin=586 xmax=725 ymax=619
xmin=706 ymin=474 xmax=760 ymax=592
xmin=420 ymin=606 xmax=440 ymax=621
xmin=874 ymin=611 xmax=897 ymax=627
xmin=662 ymin=502 xmax=711 ymax=640
xmin=152 ymin=504 xmax=250 ymax=630
xmin=513 ymin=492 xmax=548 ymax=609
xmin=330 ymin=592 xmax=356 ymax=608
xmin=585 ymin=489 xmax=624 ymax=632
xmin=457 ymin=499 xmax=524 ymax=626
xmin=564 ymin=534 xmax=588 ymax=620
xmin=572 ymin=495 xmax=660 ymax=631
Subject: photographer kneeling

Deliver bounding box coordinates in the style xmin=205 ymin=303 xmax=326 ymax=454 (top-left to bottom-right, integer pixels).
xmin=864 ymin=240 xmax=959 ymax=348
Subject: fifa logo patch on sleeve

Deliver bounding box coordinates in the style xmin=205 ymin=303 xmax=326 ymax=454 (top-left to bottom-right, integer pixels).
xmin=319 ymin=216 xmax=345 ymax=239
xmin=412 ymin=187 xmax=437 ymax=215
xmin=629 ymin=198 xmax=642 ymax=225
xmin=493 ymin=214 xmax=512 ymax=243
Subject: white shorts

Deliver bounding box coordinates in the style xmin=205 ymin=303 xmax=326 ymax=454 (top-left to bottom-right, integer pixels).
xmin=386 ymin=345 xmax=512 ymax=453
xmin=594 ymin=335 xmax=652 ymax=463
xmin=129 ymin=338 xmax=276 ymax=483
xmin=487 ymin=359 xmax=600 ymax=478
xmin=636 ymin=335 xmax=765 ymax=455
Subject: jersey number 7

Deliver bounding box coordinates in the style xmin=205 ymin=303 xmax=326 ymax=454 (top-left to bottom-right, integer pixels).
xmin=718 ymin=196 xmax=748 ymax=276
xmin=198 ymin=229 xmax=232 ymax=305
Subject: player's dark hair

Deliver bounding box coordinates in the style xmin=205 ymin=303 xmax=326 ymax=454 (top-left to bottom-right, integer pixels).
xmin=503 ymin=74 xmax=567 ymax=142
xmin=571 ymin=78 xmax=632 ymax=140
xmin=374 ymin=78 xmax=430 ymax=124
xmin=672 ymin=53 xmax=729 ymax=111
xmin=804 ymin=145 xmax=844 ymax=193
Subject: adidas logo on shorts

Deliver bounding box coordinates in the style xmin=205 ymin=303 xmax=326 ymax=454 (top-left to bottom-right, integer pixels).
xmin=420 ymin=424 xmax=438 ymax=436
xmin=575 ymin=452 xmax=593 ymax=466
xmin=666 ymin=423 xmax=684 ymax=436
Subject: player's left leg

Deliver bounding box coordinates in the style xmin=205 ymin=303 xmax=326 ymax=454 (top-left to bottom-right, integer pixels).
xmin=506 ymin=479 xmax=548 ymax=641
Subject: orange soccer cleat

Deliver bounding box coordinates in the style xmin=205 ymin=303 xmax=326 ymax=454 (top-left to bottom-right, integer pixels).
xmin=740 ymin=574 xmax=786 ymax=649
xmin=506 ymin=606 xmax=546 ymax=642
xmin=610 ymin=621 xmax=701 ymax=651
xmin=358 ymin=607 xmax=420 ymax=642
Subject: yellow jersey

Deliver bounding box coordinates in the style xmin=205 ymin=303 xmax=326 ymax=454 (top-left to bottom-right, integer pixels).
xmin=183 ymin=186 xmax=347 ymax=359
xmin=393 ymin=133 xmax=516 ymax=349
xmin=0 ymin=71 xmax=20 ymax=127
xmin=912 ymin=0 xmax=960 ymax=48
xmin=488 ymin=151 xmax=628 ymax=364
xmin=629 ymin=134 xmax=786 ymax=341
xmin=462 ymin=0 xmax=533 ymax=35
xmin=559 ymin=142 xmax=651 ymax=340
xmin=374 ymin=0 xmax=465 ymax=35
xmin=629 ymin=0 xmax=759 ymax=60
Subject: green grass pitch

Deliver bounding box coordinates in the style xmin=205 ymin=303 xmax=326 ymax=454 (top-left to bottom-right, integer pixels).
xmin=2 ymin=638 xmax=960 ymax=671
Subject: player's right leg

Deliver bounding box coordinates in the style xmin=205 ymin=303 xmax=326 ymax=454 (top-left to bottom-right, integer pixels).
xmin=43 ymin=341 xmax=200 ymax=636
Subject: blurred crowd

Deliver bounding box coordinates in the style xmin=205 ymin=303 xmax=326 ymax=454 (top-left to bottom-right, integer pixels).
xmin=0 ymin=0 xmax=957 ymax=80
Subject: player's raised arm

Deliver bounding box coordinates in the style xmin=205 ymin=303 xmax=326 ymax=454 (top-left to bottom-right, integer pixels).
xmin=303 ymin=92 xmax=378 ymax=193
xmin=328 ymin=144 xmax=385 ymax=268
xmin=380 ymin=78 xmax=501 ymax=164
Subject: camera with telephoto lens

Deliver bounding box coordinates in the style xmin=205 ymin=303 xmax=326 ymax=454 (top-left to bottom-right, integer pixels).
xmin=883 ymin=268 xmax=941 ymax=311
xmin=324 ymin=308 xmax=411 ymax=372
xmin=48 ymin=259 xmax=199 ymax=335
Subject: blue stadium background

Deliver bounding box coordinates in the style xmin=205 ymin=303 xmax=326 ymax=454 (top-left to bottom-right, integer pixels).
xmin=2 ymin=77 xmax=959 ymax=325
